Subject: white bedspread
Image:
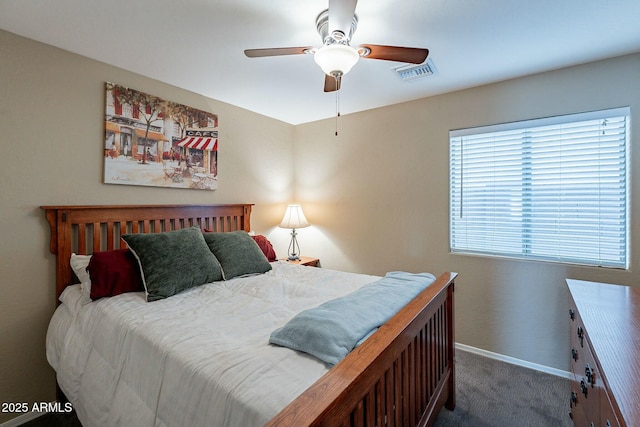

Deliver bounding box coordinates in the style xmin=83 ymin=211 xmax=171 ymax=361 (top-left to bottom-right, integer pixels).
xmin=46 ymin=262 xmax=379 ymax=427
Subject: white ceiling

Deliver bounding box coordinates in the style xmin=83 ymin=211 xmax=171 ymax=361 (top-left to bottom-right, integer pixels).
xmin=2 ymin=0 xmax=640 ymax=125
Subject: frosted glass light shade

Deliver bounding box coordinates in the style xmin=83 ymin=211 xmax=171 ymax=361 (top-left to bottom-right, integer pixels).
xmin=314 ymin=44 xmax=360 ymax=76
xmin=279 ymin=205 xmax=310 ymax=229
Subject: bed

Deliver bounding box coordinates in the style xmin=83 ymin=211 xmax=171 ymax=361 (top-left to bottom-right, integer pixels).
xmin=42 ymin=204 xmax=457 ymax=427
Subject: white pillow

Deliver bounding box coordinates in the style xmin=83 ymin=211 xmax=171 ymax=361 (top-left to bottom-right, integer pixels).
xmin=70 ymin=253 xmax=92 ymax=304
xmin=70 ymin=253 xmax=91 ymax=282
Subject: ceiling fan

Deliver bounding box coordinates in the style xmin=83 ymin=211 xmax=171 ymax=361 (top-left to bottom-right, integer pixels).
xmin=244 ymin=0 xmax=429 ymax=92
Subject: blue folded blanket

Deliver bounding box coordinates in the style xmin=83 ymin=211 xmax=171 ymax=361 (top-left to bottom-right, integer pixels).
xmin=269 ymin=271 xmax=436 ymax=366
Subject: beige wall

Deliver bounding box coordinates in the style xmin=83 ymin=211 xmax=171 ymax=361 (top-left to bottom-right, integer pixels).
xmin=0 ymin=30 xmax=294 ymax=423
xmin=294 ymin=53 xmax=640 ymax=371
xmin=3 ymin=26 xmax=640 ymax=423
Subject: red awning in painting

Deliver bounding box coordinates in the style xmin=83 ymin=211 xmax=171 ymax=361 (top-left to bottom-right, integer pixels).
xmin=177 ymin=137 xmax=218 ymax=151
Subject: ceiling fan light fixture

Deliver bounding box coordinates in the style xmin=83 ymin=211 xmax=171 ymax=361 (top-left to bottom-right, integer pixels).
xmin=314 ymin=43 xmax=360 ymax=76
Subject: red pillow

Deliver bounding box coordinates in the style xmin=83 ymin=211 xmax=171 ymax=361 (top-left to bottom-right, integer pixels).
xmin=251 ymin=235 xmax=277 ymax=262
xmin=88 ymin=249 xmax=144 ymax=300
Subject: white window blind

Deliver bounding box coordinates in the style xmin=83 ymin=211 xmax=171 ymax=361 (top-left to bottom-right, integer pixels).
xmin=449 ymin=108 xmax=629 ymax=268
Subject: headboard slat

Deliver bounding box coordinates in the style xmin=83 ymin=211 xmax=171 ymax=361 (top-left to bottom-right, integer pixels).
xmin=107 ymin=222 xmax=115 ymax=250
xmin=92 ymin=223 xmax=101 ymax=253
xmin=77 ymin=224 xmax=87 ymax=254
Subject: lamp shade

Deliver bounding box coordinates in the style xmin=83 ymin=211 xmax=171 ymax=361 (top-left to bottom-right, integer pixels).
xmin=279 ymin=205 xmax=310 ymax=229
xmin=314 ymin=44 xmax=360 ymax=76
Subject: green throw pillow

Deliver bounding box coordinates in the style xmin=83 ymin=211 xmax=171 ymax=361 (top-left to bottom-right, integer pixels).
xmin=122 ymin=227 xmax=223 ymax=301
xmin=203 ymin=231 xmax=272 ymax=280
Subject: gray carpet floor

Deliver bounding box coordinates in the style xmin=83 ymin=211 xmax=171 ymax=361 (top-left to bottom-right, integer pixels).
xmin=22 ymin=348 xmax=572 ymax=427
xmin=434 ymin=348 xmax=572 ymax=427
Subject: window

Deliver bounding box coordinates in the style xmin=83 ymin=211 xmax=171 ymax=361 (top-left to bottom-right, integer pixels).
xmin=449 ymin=108 xmax=629 ymax=268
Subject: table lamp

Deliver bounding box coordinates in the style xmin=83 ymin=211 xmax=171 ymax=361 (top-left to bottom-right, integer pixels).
xmin=279 ymin=205 xmax=310 ymax=261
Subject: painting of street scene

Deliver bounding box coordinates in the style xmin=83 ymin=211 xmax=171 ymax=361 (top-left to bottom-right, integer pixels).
xmin=104 ymin=82 xmax=218 ymax=190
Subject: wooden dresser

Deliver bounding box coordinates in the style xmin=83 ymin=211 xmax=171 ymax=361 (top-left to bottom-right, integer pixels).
xmin=567 ymin=279 xmax=640 ymax=427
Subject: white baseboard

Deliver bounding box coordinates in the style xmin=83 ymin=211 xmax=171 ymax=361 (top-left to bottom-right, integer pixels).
xmin=455 ymin=342 xmax=573 ymax=379
xmin=0 ymin=411 xmax=44 ymax=427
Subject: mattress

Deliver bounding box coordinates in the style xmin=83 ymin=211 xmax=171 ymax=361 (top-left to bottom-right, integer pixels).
xmin=46 ymin=261 xmax=380 ymax=427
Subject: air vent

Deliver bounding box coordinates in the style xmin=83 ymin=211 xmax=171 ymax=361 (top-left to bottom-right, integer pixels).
xmin=391 ymin=58 xmax=437 ymax=81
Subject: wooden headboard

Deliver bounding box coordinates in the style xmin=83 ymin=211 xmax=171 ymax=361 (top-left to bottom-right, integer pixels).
xmin=41 ymin=204 xmax=253 ymax=299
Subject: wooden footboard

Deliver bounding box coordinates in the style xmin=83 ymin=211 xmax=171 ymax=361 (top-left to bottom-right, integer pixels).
xmin=265 ymin=271 xmax=456 ymax=427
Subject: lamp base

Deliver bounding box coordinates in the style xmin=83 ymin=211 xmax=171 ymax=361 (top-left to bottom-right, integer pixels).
xmin=287 ymin=229 xmax=302 ymax=261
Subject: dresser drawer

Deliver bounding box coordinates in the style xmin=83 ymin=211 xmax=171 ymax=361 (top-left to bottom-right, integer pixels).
xmin=569 ymin=297 xmax=600 ymax=425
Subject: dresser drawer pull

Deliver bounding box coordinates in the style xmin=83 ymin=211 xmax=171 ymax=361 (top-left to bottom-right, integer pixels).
xmin=604 ymin=421 xmax=612 ymax=427
xmin=580 ymin=379 xmax=588 ymax=397
xmin=569 ymin=308 xmax=575 ymax=321
xmin=571 ymin=348 xmax=579 ymax=362
xmin=585 ymin=364 xmax=595 ymax=386
xmin=577 ymin=326 xmax=584 ymax=347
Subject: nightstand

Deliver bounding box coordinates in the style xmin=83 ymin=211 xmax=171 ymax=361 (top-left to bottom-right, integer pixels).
xmin=282 ymin=256 xmax=320 ymax=267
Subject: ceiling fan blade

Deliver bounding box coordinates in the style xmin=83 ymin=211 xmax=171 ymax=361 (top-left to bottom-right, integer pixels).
xmin=324 ymin=74 xmax=341 ymax=92
xmin=358 ymin=44 xmax=429 ymax=64
xmin=328 ymin=0 xmax=358 ymax=38
xmin=244 ymin=47 xmax=313 ymax=58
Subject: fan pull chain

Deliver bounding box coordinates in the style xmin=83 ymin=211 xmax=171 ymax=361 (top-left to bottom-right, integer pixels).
xmin=333 ymin=72 xmax=343 ymax=136
xmin=335 ymin=87 xmax=340 ymax=136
